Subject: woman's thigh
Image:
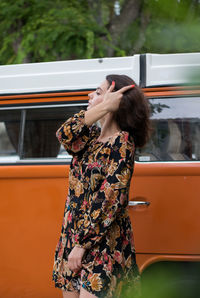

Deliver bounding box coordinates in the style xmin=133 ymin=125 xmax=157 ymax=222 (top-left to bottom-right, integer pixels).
xmin=62 ymin=290 xmax=79 ymax=298
xmin=80 ymin=287 xmax=97 ymax=298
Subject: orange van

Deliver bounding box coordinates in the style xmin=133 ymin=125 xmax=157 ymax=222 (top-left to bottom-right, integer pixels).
xmin=0 ymin=53 xmax=200 ymax=297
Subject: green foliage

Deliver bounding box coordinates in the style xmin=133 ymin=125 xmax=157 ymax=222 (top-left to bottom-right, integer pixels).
xmin=0 ymin=0 xmax=107 ymax=64
xmin=140 ymin=0 xmax=200 ymax=53
xmin=144 ymin=20 xmax=200 ymax=53
xmin=0 ymin=0 xmax=200 ymax=64
xmin=123 ymin=263 xmax=200 ymax=298
xmin=123 ymin=0 xmax=200 ymax=54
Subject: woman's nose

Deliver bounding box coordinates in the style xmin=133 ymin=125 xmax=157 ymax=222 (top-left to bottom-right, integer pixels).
xmin=88 ymin=92 xmax=93 ymax=99
xmin=88 ymin=92 xmax=94 ymax=103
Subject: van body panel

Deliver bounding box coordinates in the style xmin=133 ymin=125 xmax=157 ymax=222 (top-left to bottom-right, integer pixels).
xmin=0 ymin=165 xmax=67 ymax=298
xmin=130 ymin=162 xmax=200 ymax=255
xmin=1 ymin=161 xmax=199 ymax=294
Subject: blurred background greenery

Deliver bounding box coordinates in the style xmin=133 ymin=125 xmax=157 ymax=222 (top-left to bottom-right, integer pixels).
xmin=122 ymin=262 xmax=200 ymax=298
xmin=0 ymin=0 xmax=200 ymax=65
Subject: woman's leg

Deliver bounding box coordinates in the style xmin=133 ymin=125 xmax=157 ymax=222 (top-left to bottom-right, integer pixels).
xmin=79 ymin=287 xmax=97 ymax=298
xmin=62 ymin=290 xmax=79 ymax=298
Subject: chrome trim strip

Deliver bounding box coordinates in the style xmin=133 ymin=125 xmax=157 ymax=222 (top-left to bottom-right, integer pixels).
xmin=129 ymin=201 xmax=150 ymax=206
xmin=0 ymin=158 xmax=199 ymax=164
xmin=135 ymin=160 xmax=200 ymax=164
xmin=18 ymin=109 xmax=26 ymax=159
xmin=17 ymin=158 xmax=72 ymax=163
xmin=0 ymin=103 xmax=88 ymax=110
xmin=0 ymin=157 xmax=72 ymax=163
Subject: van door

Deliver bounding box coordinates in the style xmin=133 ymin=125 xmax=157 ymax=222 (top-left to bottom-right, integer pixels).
xmin=129 ymin=95 xmax=200 ymax=257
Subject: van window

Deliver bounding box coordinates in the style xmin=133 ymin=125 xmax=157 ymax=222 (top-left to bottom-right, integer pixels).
xmin=135 ymin=97 xmax=200 ymax=162
xmin=0 ymin=110 xmax=21 ymax=162
xmin=23 ymin=105 xmax=87 ymax=159
xmin=0 ymin=105 xmax=87 ymax=163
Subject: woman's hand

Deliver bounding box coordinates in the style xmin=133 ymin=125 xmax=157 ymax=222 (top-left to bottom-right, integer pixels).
xmin=103 ymin=82 xmax=134 ymax=113
xmin=84 ymin=81 xmax=134 ymax=126
xmin=67 ymin=246 xmax=86 ymax=272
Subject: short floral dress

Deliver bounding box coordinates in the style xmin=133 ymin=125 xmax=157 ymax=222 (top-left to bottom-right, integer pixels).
xmin=52 ymin=110 xmax=141 ymax=297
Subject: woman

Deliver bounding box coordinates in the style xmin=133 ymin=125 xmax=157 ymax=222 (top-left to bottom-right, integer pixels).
xmin=52 ymin=74 xmax=151 ymax=298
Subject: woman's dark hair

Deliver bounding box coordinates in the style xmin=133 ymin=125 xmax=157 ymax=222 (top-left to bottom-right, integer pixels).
xmin=106 ymin=74 xmax=152 ymax=148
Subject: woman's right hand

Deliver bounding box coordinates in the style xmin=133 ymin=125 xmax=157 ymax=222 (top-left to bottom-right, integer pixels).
xmin=103 ymin=82 xmax=135 ymax=113
xmin=84 ymin=82 xmax=134 ymax=126
xmin=67 ymin=245 xmax=86 ymax=272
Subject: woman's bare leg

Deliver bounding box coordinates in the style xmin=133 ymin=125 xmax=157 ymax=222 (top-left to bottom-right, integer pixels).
xmin=80 ymin=287 xmax=97 ymax=298
xmin=62 ymin=290 xmax=79 ymax=298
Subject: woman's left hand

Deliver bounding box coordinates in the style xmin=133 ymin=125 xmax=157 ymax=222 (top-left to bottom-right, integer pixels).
xmin=67 ymin=246 xmax=86 ymax=272
xmin=103 ymin=82 xmax=134 ymax=113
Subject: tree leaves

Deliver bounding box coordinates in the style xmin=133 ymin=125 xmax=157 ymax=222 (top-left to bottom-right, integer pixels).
xmin=0 ymin=0 xmax=200 ymax=64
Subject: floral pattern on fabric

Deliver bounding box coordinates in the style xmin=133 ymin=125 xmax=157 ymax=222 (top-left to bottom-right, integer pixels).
xmin=52 ymin=110 xmax=141 ymax=297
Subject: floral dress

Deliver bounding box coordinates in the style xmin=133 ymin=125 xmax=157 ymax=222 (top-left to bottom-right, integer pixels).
xmin=52 ymin=110 xmax=141 ymax=297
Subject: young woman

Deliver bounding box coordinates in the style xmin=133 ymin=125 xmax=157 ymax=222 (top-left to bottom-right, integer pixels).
xmin=52 ymin=74 xmax=151 ymax=298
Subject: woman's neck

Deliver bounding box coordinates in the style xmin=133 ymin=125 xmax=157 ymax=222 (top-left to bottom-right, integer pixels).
xmin=98 ymin=113 xmax=121 ymax=141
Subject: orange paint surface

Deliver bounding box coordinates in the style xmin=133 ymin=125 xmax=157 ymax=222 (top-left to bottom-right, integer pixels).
xmin=0 ymin=86 xmax=200 ymax=106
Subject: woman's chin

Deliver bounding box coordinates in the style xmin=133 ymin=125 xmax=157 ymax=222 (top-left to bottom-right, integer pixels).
xmin=87 ymin=105 xmax=91 ymax=110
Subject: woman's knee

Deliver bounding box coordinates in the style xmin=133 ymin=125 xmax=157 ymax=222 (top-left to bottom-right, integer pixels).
xmin=79 ymin=286 xmax=97 ymax=298
xmin=62 ymin=289 xmax=79 ymax=298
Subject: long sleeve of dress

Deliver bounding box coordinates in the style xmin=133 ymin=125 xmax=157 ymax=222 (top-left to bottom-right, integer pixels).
xmin=56 ymin=110 xmax=99 ymax=155
xmin=73 ymin=140 xmax=135 ymax=250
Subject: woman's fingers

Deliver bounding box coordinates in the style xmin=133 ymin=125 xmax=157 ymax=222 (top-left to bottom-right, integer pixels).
xmin=118 ymin=84 xmax=135 ymax=94
xmin=68 ymin=259 xmax=82 ymax=271
xmin=102 ymin=82 xmax=135 ymax=113
xmin=67 ymin=246 xmax=86 ymax=271
xmin=68 ymin=257 xmax=80 ymax=270
xmin=107 ymin=81 xmax=134 ymax=96
xmin=107 ymin=81 xmax=115 ymax=93
xmin=68 ymin=255 xmax=83 ymax=271
xmin=76 ymin=258 xmax=82 ymax=269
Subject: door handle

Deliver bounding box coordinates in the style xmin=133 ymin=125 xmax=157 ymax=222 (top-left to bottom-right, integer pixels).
xmin=129 ymin=201 xmax=150 ymax=207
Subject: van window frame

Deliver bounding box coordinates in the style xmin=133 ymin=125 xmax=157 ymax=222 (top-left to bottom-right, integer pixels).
xmin=0 ymin=102 xmax=88 ymax=165
xmin=135 ymin=94 xmax=200 ymax=164
xmin=0 ymin=94 xmax=200 ymax=165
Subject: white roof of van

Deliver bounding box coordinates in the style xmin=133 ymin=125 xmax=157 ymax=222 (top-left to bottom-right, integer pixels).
xmin=146 ymin=53 xmax=200 ymax=87
xmin=0 ymin=56 xmax=140 ymax=94
xmin=0 ymin=52 xmax=199 ymax=94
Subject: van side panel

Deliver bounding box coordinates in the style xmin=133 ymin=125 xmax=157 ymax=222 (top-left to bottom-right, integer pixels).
xmin=1 ymin=162 xmax=199 ymax=297
xmin=130 ymin=162 xmax=200 ymax=255
xmin=1 ymin=88 xmax=200 ymax=297
xmin=0 ymin=165 xmax=69 ymax=298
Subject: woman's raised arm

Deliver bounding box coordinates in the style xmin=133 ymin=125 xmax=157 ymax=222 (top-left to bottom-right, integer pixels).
xmin=56 ymin=110 xmax=98 ymax=155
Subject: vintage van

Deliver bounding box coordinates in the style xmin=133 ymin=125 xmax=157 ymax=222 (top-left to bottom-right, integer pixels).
xmin=0 ymin=53 xmax=200 ymax=298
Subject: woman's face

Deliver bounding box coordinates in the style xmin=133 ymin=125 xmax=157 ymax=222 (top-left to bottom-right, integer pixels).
xmin=87 ymin=80 xmax=109 ymax=110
